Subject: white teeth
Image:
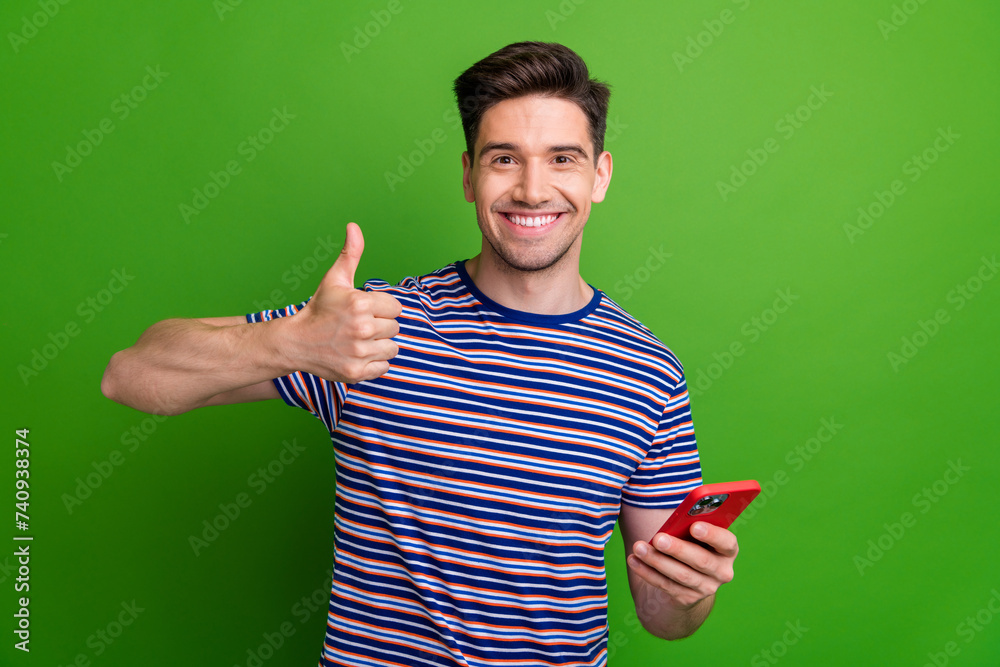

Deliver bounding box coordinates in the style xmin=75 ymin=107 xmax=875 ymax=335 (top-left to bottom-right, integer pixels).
xmin=506 ymin=213 xmax=559 ymax=227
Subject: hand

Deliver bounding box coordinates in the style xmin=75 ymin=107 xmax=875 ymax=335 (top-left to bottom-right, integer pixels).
xmin=283 ymin=222 xmax=403 ymax=383
xmin=627 ymin=521 xmax=738 ymax=610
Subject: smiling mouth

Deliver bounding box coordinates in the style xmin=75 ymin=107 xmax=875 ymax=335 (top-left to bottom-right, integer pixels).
xmin=500 ymin=212 xmax=564 ymax=228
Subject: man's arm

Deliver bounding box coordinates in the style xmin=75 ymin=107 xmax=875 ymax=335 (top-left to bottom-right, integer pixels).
xmin=195 ymin=316 xmax=283 ymax=408
xmin=100 ymin=315 xmax=289 ymax=415
xmin=617 ymin=503 xmax=738 ymax=640
xmin=100 ymin=223 xmax=402 ymax=416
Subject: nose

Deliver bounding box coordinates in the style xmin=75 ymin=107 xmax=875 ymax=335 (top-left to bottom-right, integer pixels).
xmin=511 ymin=158 xmax=549 ymax=206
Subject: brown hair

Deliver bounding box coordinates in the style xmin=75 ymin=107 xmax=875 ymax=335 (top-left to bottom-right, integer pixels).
xmin=453 ymin=41 xmax=611 ymax=162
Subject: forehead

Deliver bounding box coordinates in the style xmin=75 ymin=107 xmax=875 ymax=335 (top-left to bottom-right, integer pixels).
xmin=477 ymin=95 xmax=590 ymax=151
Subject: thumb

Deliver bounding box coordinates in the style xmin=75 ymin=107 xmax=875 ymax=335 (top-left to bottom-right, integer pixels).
xmin=326 ymin=222 xmax=364 ymax=289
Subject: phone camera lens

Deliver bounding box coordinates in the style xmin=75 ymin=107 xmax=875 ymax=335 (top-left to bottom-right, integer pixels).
xmin=688 ymin=493 xmax=729 ymax=516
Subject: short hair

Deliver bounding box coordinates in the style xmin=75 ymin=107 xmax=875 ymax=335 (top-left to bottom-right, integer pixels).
xmin=453 ymin=41 xmax=611 ymax=162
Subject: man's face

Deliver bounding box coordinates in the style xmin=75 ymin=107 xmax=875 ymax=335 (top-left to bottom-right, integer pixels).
xmin=462 ymin=95 xmax=612 ymax=273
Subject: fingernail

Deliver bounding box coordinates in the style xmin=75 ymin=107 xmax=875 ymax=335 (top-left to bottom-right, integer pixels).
xmin=692 ymin=523 xmax=706 ymax=538
xmin=655 ymin=535 xmax=671 ymax=550
xmin=635 ymin=542 xmax=648 ymax=557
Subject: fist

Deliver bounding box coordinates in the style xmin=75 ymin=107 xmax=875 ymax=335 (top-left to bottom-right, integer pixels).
xmin=286 ymin=222 xmax=403 ymax=383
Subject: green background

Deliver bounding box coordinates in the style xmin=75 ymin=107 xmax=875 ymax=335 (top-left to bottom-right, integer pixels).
xmin=2 ymin=0 xmax=999 ymax=665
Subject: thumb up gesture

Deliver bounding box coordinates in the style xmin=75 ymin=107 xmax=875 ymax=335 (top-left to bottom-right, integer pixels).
xmin=284 ymin=222 xmax=403 ymax=383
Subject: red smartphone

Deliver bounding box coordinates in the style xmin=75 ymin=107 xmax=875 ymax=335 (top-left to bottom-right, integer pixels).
xmin=655 ymin=480 xmax=761 ymax=545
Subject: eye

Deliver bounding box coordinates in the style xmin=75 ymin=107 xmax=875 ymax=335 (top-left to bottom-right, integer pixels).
xmin=493 ymin=155 xmax=514 ymax=165
xmin=554 ymin=155 xmax=572 ymax=164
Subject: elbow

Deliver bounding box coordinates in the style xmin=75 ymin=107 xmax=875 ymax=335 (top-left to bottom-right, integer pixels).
xmin=101 ymin=352 xmax=123 ymax=403
xmin=100 ymin=351 xmax=186 ymax=416
xmin=637 ymin=615 xmax=693 ymax=642
xmin=635 ymin=612 xmax=678 ymax=641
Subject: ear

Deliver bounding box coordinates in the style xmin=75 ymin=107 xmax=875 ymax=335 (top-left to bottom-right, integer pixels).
xmin=462 ymin=151 xmax=475 ymax=203
xmin=591 ymin=150 xmax=613 ymax=203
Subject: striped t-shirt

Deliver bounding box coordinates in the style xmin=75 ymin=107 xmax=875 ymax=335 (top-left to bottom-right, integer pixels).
xmin=246 ymin=259 xmax=701 ymax=667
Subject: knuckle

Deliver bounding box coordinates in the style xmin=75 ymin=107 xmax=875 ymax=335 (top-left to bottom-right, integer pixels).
xmin=355 ymin=321 xmax=375 ymax=339
xmin=673 ymin=568 xmax=696 ymax=587
xmin=347 ymin=292 xmax=369 ymax=315
xmin=344 ymin=362 xmax=365 ymax=382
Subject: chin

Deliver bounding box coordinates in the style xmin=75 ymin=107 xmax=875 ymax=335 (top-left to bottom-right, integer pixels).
xmin=494 ymin=245 xmax=574 ymax=274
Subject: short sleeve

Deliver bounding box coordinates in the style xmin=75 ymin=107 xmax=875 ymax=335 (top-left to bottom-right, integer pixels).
xmin=621 ymin=374 xmax=703 ymax=508
xmin=245 ymin=298 xmax=348 ymax=433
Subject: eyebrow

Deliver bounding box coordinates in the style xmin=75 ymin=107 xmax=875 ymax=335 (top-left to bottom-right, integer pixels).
xmin=478 ymin=142 xmax=590 ymax=161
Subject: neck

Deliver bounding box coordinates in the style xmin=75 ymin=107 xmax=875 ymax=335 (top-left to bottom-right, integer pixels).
xmin=464 ymin=247 xmax=594 ymax=316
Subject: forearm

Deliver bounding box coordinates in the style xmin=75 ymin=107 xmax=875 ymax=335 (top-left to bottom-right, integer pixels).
xmin=101 ymin=317 xmax=292 ymax=415
xmin=635 ymin=581 xmax=714 ymax=640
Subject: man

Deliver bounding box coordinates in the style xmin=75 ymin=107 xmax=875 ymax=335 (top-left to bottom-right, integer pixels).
xmin=102 ymin=41 xmax=740 ymax=666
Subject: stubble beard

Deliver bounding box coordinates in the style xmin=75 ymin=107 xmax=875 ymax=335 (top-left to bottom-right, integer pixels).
xmin=477 ymin=206 xmax=581 ymax=276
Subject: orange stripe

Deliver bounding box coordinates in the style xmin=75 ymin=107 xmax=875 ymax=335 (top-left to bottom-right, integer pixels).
xmin=348 ymin=388 xmax=643 ymax=468
xmin=336 ymin=544 xmax=609 ymax=608
xmin=323 ymin=643 xmax=419 ymax=667
xmin=337 ymin=489 xmax=612 ymax=556
xmin=327 ymin=613 xmax=455 ymax=658
xmin=383 ymin=365 xmax=657 ymax=436
xmin=337 ymin=520 xmax=606 ymax=584
xmin=335 ymin=450 xmax=620 ymax=514
xmin=394 ymin=317 xmax=674 ymax=379
xmin=394 ymin=336 xmax=664 ymax=398
xmin=288 ymin=371 xmax=320 ymax=416
xmin=332 ymin=579 xmax=606 ymax=640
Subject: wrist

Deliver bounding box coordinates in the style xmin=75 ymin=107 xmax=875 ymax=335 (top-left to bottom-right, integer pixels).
xmin=636 ymin=582 xmax=713 ymax=640
xmin=252 ymin=314 xmax=299 ymax=378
